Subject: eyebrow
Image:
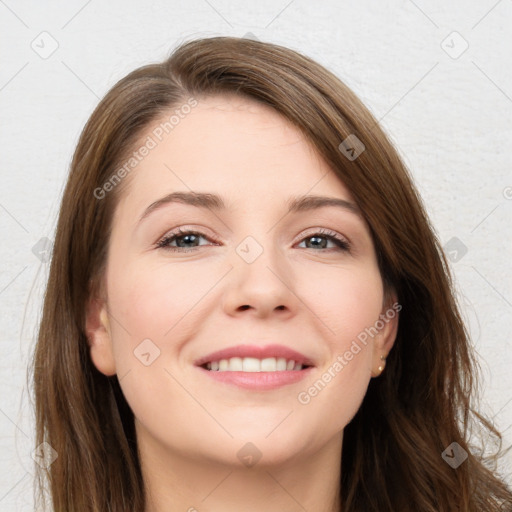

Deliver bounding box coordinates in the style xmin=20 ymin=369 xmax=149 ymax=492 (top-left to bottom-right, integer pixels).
xmin=138 ymin=191 xmax=361 ymax=224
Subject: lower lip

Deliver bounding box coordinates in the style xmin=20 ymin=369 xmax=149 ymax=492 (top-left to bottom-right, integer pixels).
xmin=197 ymin=366 xmax=314 ymax=390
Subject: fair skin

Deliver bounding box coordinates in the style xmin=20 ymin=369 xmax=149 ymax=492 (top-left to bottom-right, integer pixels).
xmin=86 ymin=94 xmax=398 ymax=512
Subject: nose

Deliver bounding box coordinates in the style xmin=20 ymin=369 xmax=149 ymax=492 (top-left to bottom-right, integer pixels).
xmin=221 ymin=237 xmax=299 ymax=319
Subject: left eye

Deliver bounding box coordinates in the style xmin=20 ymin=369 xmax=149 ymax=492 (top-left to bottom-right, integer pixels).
xmin=297 ymin=231 xmax=350 ymax=251
xmin=156 ymin=228 xmax=350 ymax=252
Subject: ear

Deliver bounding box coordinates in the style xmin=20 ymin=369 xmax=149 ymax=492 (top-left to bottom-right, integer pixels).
xmin=85 ymin=296 xmax=117 ymax=376
xmin=371 ymin=291 xmax=400 ymax=378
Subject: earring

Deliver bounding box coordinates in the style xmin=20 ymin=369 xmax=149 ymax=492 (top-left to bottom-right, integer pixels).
xmin=378 ymin=355 xmax=386 ymax=373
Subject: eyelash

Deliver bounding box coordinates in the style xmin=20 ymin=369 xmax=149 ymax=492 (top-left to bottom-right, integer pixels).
xmin=155 ymin=227 xmax=351 ymax=253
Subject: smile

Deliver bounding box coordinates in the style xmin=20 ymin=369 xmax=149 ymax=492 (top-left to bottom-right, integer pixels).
xmin=203 ymin=357 xmax=308 ymax=372
xmin=194 ymin=344 xmax=315 ymax=390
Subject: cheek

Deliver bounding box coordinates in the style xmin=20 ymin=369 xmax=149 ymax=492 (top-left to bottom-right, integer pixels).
xmin=104 ymin=255 xmax=226 ymax=406
xmin=107 ymin=257 xmax=217 ymax=345
xmin=104 ymin=258 xmax=210 ymax=435
xmin=294 ymin=265 xmax=382 ymax=430
xmin=307 ymin=262 xmax=384 ymax=344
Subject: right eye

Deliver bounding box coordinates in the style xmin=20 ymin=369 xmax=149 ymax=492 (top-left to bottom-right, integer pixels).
xmin=156 ymin=228 xmax=218 ymax=252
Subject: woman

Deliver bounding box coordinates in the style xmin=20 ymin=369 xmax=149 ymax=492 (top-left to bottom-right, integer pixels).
xmin=32 ymin=36 xmax=512 ymax=511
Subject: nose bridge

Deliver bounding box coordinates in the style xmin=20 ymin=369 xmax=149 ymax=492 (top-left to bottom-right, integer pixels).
xmin=230 ymin=206 xmax=280 ymax=267
xmin=222 ymin=229 xmax=296 ymax=315
xmin=234 ymin=231 xmax=286 ymax=285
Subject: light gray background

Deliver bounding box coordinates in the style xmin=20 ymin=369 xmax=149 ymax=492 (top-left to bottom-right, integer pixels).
xmin=1 ymin=0 xmax=511 ymax=509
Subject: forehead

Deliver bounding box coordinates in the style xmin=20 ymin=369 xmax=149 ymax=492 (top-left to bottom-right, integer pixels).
xmin=113 ymin=94 xmax=356 ymax=218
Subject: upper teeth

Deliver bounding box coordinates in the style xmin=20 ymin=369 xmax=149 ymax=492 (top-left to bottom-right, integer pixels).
xmin=206 ymin=357 xmax=303 ymax=372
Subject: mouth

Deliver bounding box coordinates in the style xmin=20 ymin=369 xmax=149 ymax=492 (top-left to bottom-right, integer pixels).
xmin=194 ymin=344 xmax=315 ymax=390
xmin=201 ymin=357 xmax=312 ymax=372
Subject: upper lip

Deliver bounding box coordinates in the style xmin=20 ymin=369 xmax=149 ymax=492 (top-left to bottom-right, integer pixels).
xmin=194 ymin=344 xmax=315 ymax=367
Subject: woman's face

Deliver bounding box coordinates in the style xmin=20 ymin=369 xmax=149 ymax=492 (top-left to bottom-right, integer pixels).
xmin=88 ymin=94 xmax=398 ymax=468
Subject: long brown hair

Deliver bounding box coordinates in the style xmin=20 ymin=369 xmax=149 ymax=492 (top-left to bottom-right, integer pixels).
xmin=32 ymin=36 xmax=512 ymax=511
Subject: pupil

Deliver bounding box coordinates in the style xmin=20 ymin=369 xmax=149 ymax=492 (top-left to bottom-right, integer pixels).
xmin=178 ymin=234 xmax=197 ymax=248
xmin=308 ymin=236 xmax=326 ymax=249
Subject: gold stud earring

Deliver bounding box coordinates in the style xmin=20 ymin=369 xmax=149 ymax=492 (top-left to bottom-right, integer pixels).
xmin=378 ymin=355 xmax=386 ymax=373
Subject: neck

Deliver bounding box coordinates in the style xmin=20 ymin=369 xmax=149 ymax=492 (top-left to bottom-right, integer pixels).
xmin=139 ymin=427 xmax=343 ymax=512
